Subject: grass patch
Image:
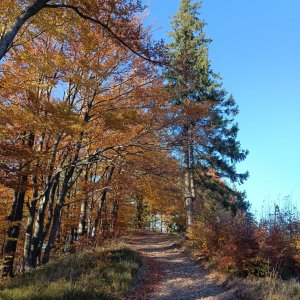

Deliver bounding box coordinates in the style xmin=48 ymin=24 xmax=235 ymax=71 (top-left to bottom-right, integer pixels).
xmin=236 ymin=276 xmax=300 ymax=300
xmin=0 ymin=244 xmax=142 ymax=300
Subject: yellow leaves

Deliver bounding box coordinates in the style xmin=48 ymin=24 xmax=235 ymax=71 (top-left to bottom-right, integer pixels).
xmin=0 ymin=97 xmax=82 ymax=138
xmin=43 ymin=101 xmax=84 ymax=135
xmin=0 ymin=1 xmax=22 ymax=32
xmin=0 ymin=105 xmax=37 ymax=133
xmin=139 ymin=173 xmax=183 ymax=215
xmin=102 ymin=110 xmax=143 ymax=132
xmin=103 ymin=112 xmax=126 ymax=131
xmin=122 ymin=110 xmax=143 ymax=125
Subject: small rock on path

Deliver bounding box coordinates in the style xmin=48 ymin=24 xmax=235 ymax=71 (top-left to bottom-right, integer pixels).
xmin=125 ymin=232 xmax=237 ymax=300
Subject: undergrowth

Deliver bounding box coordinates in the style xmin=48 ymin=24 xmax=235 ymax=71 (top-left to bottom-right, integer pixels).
xmin=236 ymin=276 xmax=300 ymax=300
xmin=185 ymin=204 xmax=300 ymax=300
xmin=0 ymin=243 xmax=142 ymax=300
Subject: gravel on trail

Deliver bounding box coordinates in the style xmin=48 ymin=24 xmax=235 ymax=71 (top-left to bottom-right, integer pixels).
xmin=125 ymin=232 xmax=238 ymax=300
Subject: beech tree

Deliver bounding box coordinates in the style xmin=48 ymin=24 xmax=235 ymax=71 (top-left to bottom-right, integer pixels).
xmin=0 ymin=0 xmax=161 ymax=62
xmin=166 ymin=0 xmax=248 ymax=228
xmin=0 ymin=0 xmax=167 ymax=276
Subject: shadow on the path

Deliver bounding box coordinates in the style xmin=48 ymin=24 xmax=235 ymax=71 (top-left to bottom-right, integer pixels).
xmin=124 ymin=232 xmax=235 ymax=300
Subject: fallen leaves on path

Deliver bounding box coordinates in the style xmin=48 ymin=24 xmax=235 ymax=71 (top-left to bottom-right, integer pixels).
xmin=125 ymin=232 xmax=238 ymax=300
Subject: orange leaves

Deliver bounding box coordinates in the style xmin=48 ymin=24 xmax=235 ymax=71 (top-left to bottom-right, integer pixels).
xmin=189 ymin=205 xmax=300 ymax=277
xmin=0 ymin=0 xmax=172 ymax=275
xmin=189 ymin=211 xmax=260 ymax=276
xmin=0 ymin=1 xmax=22 ymax=31
xmin=102 ymin=110 xmax=144 ymax=133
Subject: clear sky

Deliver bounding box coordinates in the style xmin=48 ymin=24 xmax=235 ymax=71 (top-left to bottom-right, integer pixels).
xmin=143 ymin=0 xmax=300 ymax=216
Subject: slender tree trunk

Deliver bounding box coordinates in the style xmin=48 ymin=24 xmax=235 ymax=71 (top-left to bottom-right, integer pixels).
xmin=28 ymin=133 xmax=62 ymax=266
xmin=78 ymin=168 xmax=89 ymax=236
xmin=91 ymin=191 xmax=107 ymax=238
xmin=24 ymin=134 xmax=45 ymax=269
xmin=78 ymin=198 xmax=87 ymax=235
xmin=2 ymin=133 xmax=34 ymax=277
xmin=101 ymin=205 xmax=110 ymax=239
xmin=87 ymin=197 xmax=95 ymax=237
xmin=92 ymin=165 xmax=115 ymax=238
xmin=2 ymin=188 xmax=26 ymax=277
xmin=86 ymin=167 xmax=97 ymax=237
xmin=30 ymin=174 xmax=58 ymax=267
xmin=136 ymin=196 xmax=144 ymax=229
xmin=42 ymin=172 xmax=70 ymax=264
xmin=42 ymin=200 xmax=62 ymax=264
xmin=189 ymin=140 xmax=196 ymax=200
xmin=23 ymin=175 xmax=39 ymax=270
xmin=111 ymin=198 xmax=120 ymax=235
xmin=183 ymin=125 xmax=195 ymax=229
xmin=42 ymin=129 xmax=84 ymax=264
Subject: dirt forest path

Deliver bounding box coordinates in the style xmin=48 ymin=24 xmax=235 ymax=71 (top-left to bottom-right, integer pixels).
xmin=125 ymin=232 xmax=238 ymax=300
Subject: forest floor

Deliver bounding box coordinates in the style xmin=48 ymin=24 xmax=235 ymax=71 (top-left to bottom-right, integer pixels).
xmin=125 ymin=231 xmax=238 ymax=300
xmin=0 ymin=244 xmax=142 ymax=300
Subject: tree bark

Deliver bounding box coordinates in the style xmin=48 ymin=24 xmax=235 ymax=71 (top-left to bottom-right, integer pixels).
xmin=183 ymin=125 xmax=195 ymax=229
xmin=42 ymin=171 xmax=71 ymax=264
xmin=135 ymin=196 xmax=144 ymax=229
xmin=2 ymin=133 xmax=34 ymax=277
xmin=26 ymin=133 xmax=61 ymax=267
xmin=41 ymin=113 xmax=97 ymax=259
xmin=2 ymin=188 xmax=26 ymax=277
xmin=29 ymin=174 xmax=58 ymax=267
xmin=111 ymin=198 xmax=120 ymax=234
xmin=42 ymin=133 xmax=84 ymax=264
xmin=91 ymin=165 xmax=115 ymax=238
xmin=24 ymin=134 xmax=45 ymax=269
xmin=23 ymin=175 xmax=39 ymax=270
xmin=77 ymin=168 xmax=89 ymax=236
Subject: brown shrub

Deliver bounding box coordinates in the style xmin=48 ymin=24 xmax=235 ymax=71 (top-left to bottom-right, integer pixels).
xmin=189 ymin=206 xmax=300 ymax=278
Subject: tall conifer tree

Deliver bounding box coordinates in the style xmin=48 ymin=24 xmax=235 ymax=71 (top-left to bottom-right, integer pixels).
xmin=166 ymin=0 xmax=248 ymax=228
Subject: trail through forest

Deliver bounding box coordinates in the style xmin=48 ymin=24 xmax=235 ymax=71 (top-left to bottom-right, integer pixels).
xmin=125 ymin=232 xmax=237 ymax=300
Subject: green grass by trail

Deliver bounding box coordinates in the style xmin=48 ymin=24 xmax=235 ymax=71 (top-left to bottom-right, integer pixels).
xmin=0 ymin=244 xmax=142 ymax=300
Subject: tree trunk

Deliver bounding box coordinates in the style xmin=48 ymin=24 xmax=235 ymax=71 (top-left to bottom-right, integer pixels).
xmin=42 ymin=172 xmax=70 ymax=264
xmin=23 ymin=175 xmax=39 ymax=270
xmin=111 ymin=198 xmax=120 ymax=235
xmin=2 ymin=133 xmax=34 ymax=277
xmin=2 ymin=188 xmax=26 ymax=277
xmin=92 ymin=165 xmax=115 ymax=238
xmin=24 ymin=134 xmax=45 ymax=269
xmin=42 ymin=130 xmax=83 ymax=264
xmin=42 ymin=199 xmax=62 ymax=264
xmin=29 ymin=174 xmax=59 ymax=267
xmin=87 ymin=197 xmax=95 ymax=237
xmin=78 ymin=168 xmax=89 ymax=236
xmin=183 ymin=125 xmax=195 ymax=229
xmin=28 ymin=133 xmax=62 ymax=267
xmin=136 ymin=196 xmax=144 ymax=229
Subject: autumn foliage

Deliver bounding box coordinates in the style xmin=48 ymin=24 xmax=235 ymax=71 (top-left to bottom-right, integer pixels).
xmin=1 ymin=0 xmax=298 ymax=287
xmin=0 ymin=0 xmax=177 ymax=277
xmin=188 ymin=204 xmax=300 ymax=278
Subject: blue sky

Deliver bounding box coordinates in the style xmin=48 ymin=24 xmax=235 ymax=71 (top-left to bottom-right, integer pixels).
xmin=143 ymin=0 xmax=300 ymax=216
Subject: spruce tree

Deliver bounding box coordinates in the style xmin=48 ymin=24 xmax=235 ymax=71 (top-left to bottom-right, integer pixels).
xmin=166 ymin=0 xmax=248 ymax=228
